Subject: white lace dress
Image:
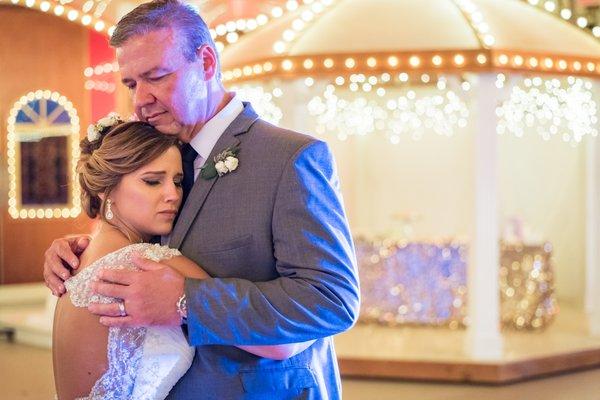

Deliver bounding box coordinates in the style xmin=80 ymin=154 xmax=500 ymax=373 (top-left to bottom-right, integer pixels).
xmin=64 ymin=243 xmax=194 ymax=400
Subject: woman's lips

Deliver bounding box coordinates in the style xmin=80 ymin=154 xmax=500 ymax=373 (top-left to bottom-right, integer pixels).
xmin=158 ymin=210 xmax=177 ymax=219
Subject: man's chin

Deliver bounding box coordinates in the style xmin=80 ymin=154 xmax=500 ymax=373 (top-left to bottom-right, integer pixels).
xmin=152 ymin=122 xmax=181 ymax=136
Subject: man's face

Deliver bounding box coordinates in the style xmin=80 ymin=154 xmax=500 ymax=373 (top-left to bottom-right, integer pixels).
xmin=117 ymin=28 xmax=208 ymax=140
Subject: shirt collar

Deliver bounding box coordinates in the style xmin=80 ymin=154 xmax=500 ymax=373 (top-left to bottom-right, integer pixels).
xmin=189 ymin=94 xmax=244 ymax=161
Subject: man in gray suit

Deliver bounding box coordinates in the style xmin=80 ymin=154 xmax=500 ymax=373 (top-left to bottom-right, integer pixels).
xmin=43 ymin=0 xmax=359 ymax=398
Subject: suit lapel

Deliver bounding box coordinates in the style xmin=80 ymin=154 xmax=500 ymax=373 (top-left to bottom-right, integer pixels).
xmin=169 ymin=103 xmax=259 ymax=249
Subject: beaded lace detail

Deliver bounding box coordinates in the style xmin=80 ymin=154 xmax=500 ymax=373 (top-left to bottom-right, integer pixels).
xmin=67 ymin=243 xmax=181 ymax=308
xmin=65 ymin=243 xmax=190 ymax=400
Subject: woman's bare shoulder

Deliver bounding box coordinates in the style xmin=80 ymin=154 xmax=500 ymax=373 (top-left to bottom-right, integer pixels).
xmin=162 ymin=255 xmax=209 ymax=280
xmin=77 ymin=231 xmax=132 ymax=274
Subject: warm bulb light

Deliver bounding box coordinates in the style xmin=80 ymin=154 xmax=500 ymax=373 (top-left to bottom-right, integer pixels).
xmin=529 ymin=57 xmax=539 ymax=68
xmin=557 ymin=60 xmax=567 ymax=70
xmin=514 ymin=55 xmax=524 ymax=66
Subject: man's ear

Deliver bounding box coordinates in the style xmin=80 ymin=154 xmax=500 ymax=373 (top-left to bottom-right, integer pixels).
xmin=196 ymin=44 xmax=218 ymax=81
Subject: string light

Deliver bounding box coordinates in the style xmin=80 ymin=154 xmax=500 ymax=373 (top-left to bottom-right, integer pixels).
xmin=223 ymin=51 xmax=598 ymax=84
xmin=82 ymin=61 xmax=118 ymax=92
xmin=269 ymin=0 xmax=336 ymax=55
xmin=409 ymin=56 xmax=420 ymax=68
xmin=308 ymin=79 xmax=469 ymax=142
xmin=544 ymin=1 xmax=556 ymax=12
xmin=452 ymin=0 xmax=496 ymax=49
xmin=229 ymin=85 xmax=283 ymax=125
xmin=356 ymin=238 xmax=469 ymax=328
xmin=0 ymin=0 xmax=114 ymax=35
xmin=576 ymin=17 xmax=588 ymax=29
xmin=357 ymin=238 xmax=557 ymax=329
xmin=527 ymin=0 xmax=599 ymax=40
xmin=84 ymin=80 xmax=116 ymax=93
xmin=497 ymin=77 xmax=598 ymax=145
xmin=560 ymin=8 xmax=572 ymax=20
xmin=7 ymin=90 xmax=81 ymax=219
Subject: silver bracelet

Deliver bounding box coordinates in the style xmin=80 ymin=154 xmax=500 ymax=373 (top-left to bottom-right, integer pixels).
xmin=176 ymin=293 xmax=188 ymax=324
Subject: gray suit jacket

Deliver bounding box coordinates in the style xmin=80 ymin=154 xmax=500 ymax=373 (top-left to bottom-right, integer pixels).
xmin=166 ymin=103 xmax=360 ymax=399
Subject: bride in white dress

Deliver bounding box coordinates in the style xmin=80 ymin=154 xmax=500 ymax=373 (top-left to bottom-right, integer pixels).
xmin=52 ymin=118 xmax=311 ymax=400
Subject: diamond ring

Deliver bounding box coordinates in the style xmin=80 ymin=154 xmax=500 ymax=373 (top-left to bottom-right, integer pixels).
xmin=117 ymin=301 xmax=127 ymax=317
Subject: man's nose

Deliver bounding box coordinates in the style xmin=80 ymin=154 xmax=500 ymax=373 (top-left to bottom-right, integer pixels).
xmin=133 ymin=82 xmax=155 ymax=110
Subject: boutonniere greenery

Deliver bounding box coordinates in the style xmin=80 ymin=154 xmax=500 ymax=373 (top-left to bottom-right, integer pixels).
xmin=200 ymin=145 xmax=240 ymax=180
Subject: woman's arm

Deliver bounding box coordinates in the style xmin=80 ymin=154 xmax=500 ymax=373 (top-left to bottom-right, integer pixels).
xmin=164 ymin=255 xmax=315 ymax=359
xmin=237 ymin=341 xmax=316 ymax=360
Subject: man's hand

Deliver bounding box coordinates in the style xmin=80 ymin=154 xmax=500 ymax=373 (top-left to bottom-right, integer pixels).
xmin=88 ymin=254 xmax=185 ymax=328
xmin=43 ymin=236 xmax=90 ymax=296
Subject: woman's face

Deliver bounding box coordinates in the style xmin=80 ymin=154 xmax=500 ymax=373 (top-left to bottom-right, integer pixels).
xmin=109 ymin=146 xmax=183 ymax=240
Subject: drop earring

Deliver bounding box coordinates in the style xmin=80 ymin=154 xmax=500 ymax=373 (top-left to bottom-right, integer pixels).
xmin=105 ymin=199 xmax=114 ymax=220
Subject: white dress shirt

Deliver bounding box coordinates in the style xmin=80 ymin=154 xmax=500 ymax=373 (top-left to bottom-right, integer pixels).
xmin=187 ymin=94 xmax=244 ymax=181
xmin=163 ymin=94 xmax=243 ymax=246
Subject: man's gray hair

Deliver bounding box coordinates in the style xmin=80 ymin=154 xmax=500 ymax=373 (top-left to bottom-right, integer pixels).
xmin=110 ymin=0 xmax=218 ymax=64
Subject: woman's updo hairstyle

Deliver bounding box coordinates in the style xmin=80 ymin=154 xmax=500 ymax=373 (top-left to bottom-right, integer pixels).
xmin=77 ymin=119 xmax=180 ymax=220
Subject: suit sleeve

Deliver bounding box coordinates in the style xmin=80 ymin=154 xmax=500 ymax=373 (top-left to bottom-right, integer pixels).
xmin=184 ymin=139 xmax=360 ymax=346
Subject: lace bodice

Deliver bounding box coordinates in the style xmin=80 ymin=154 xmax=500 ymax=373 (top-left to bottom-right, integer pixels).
xmin=64 ymin=243 xmax=194 ymax=400
xmin=67 ymin=243 xmax=181 ymax=307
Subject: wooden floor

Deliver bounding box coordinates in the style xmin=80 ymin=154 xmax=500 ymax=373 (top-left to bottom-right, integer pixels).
xmin=335 ymin=305 xmax=600 ymax=383
xmin=1 ymin=340 xmax=599 ymax=400
xmin=2 ymin=284 xmax=600 ymax=395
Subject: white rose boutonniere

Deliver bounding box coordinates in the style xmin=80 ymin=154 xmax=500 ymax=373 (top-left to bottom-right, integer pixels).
xmin=200 ymin=145 xmax=241 ymax=180
xmin=87 ymin=112 xmax=123 ymax=142
xmin=224 ymin=156 xmax=239 ymax=172
xmin=215 ymin=160 xmax=228 ymax=175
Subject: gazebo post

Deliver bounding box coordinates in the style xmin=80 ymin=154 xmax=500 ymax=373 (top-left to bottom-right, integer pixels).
xmin=465 ymin=73 xmax=503 ymax=358
xmin=586 ymin=100 xmax=600 ymax=335
xmin=290 ymin=79 xmax=312 ymax=133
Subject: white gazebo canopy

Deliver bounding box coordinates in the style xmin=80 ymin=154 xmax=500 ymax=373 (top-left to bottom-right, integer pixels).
xmin=221 ymin=0 xmax=600 ymax=82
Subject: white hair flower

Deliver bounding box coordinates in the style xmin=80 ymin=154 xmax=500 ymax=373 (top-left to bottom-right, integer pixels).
xmin=87 ymin=112 xmax=123 ymax=142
